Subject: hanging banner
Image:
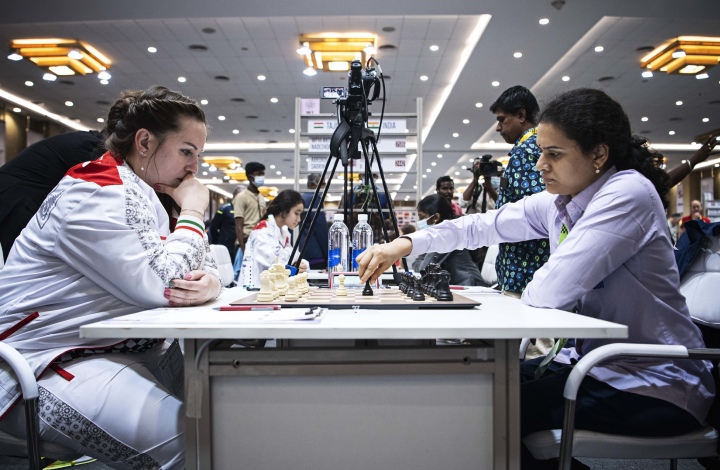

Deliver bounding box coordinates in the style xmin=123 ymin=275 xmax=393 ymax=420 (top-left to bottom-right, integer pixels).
xmin=307 ymin=119 xmax=406 ymax=153
xmin=306 ymin=154 xmax=407 ymax=172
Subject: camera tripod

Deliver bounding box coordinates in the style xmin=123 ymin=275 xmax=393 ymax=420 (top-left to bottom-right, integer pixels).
xmin=289 ymin=112 xmax=409 ymax=280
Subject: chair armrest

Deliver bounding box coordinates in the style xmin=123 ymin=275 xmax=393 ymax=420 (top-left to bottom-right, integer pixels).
xmin=0 ymin=342 xmax=38 ymax=400
xmin=563 ymin=343 xmax=688 ymax=401
xmin=519 ymin=337 xmax=532 ymax=359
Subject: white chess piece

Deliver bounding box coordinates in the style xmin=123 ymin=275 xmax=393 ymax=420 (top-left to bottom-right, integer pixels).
xmin=285 ymin=276 xmax=298 ymax=302
xmin=256 ymin=271 xmax=274 ymax=302
xmin=299 ymin=272 xmax=309 ymax=295
xmin=336 ymin=274 xmax=348 ymax=296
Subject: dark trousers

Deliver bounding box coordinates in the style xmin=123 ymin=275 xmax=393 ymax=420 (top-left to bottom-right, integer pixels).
xmin=520 ymin=356 xmax=703 ymax=469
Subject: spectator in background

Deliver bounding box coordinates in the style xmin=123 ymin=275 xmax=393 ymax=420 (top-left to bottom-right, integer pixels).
xmin=491 ymin=85 xmax=549 ymax=297
xmin=666 ymin=134 xmax=718 ymax=187
xmin=460 ymin=155 xmax=501 ymax=215
xmin=234 ymin=161 xmax=266 ymax=255
xmin=0 ymin=130 xmax=105 ymax=261
xmin=667 ymin=212 xmax=681 ymax=244
xmin=436 ymin=175 xmax=463 ymax=217
xmin=411 ymin=194 xmax=484 ymax=286
xmin=209 ymin=185 xmax=244 ymax=260
xmin=299 ymin=173 xmax=329 ymax=270
xmin=682 ymin=199 xmax=710 ymax=225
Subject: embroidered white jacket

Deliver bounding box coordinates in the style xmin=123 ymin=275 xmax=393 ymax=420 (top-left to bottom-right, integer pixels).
xmin=0 ymin=153 xmax=220 ymax=417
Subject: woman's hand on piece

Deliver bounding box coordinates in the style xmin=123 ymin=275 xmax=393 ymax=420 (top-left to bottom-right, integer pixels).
xmin=155 ymin=173 xmax=209 ymax=214
xmin=165 ymin=270 xmax=221 ymax=306
xmin=357 ymin=238 xmax=413 ymax=283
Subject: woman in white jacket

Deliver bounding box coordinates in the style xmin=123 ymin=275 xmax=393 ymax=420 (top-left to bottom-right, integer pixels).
xmin=241 ymin=189 xmax=308 ymax=288
xmin=0 ymin=85 xmax=220 ymax=469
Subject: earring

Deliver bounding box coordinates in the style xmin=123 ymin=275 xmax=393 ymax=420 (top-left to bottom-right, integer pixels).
xmin=595 ymin=166 xmax=600 ymax=174
xmin=140 ymin=166 xmax=145 ymax=171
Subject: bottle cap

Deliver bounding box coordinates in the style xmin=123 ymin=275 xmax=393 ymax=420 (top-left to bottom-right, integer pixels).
xmin=358 ymin=214 xmax=368 ymax=222
xmin=333 ymin=213 xmax=344 ymax=221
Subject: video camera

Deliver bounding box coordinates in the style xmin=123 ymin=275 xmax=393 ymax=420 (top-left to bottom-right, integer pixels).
xmin=469 ymin=154 xmax=503 ymax=178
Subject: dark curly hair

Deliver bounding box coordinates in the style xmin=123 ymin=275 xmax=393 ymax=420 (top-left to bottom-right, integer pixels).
xmin=538 ymin=88 xmax=670 ymax=208
xmin=103 ymin=85 xmax=206 ymax=161
xmin=262 ymin=190 xmax=304 ymax=221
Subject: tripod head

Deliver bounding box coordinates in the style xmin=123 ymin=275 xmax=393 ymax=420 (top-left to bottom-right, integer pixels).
xmin=329 ymin=60 xmax=381 ymax=166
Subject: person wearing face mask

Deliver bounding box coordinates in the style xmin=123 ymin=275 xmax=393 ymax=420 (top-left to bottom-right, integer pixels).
xmin=411 ymin=194 xmax=484 ymax=286
xmin=0 ymin=85 xmax=222 ymax=469
xmin=240 ymin=190 xmax=309 ymax=288
xmin=358 ymin=88 xmax=712 ymax=469
xmin=234 ymin=161 xmax=267 ymax=256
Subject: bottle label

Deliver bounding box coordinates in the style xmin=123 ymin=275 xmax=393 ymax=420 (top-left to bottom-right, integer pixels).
xmin=352 ymin=247 xmax=366 ymax=270
xmin=328 ymin=247 xmax=342 ymax=268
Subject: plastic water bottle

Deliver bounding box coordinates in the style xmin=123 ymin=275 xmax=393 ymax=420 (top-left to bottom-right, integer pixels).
xmin=328 ymin=213 xmax=350 ymax=273
xmin=352 ymin=214 xmax=373 ymax=270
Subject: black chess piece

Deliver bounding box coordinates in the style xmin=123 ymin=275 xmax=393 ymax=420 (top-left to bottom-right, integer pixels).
xmin=362 ymin=280 xmax=374 ymax=296
xmin=412 ymin=277 xmax=426 ymax=301
xmin=435 ymin=270 xmax=454 ymax=301
xmin=406 ymin=275 xmax=416 ymax=298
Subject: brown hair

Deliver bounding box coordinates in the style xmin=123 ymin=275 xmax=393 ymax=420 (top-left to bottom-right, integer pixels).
xmin=104 ymin=85 xmax=206 ymax=160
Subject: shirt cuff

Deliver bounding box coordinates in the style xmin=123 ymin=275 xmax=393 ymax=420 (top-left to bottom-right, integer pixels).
xmin=175 ymin=215 xmax=205 ymax=238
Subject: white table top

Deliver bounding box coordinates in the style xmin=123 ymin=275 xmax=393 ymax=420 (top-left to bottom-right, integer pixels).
xmin=80 ymin=287 xmax=628 ymax=341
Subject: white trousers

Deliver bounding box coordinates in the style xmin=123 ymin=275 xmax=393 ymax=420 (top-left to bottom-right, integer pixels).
xmin=0 ymin=350 xmax=184 ymax=469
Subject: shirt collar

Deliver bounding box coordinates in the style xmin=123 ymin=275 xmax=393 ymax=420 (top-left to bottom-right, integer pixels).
xmin=554 ymin=166 xmax=617 ymax=227
xmin=515 ymin=127 xmax=537 ymax=146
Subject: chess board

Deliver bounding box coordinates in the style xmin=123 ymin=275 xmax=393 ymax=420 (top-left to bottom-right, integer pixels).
xmin=232 ymin=287 xmax=481 ymax=310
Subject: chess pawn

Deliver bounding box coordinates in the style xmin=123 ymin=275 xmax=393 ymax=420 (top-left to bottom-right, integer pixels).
xmin=285 ymin=276 xmax=298 ymax=302
xmin=435 ymin=271 xmax=454 ymax=301
xmin=412 ymin=277 xmax=426 ymax=301
xmin=336 ymin=274 xmax=348 ymax=296
xmin=275 ymin=271 xmax=288 ymax=296
xmin=256 ymin=271 xmax=274 ymax=302
xmin=301 ymin=272 xmax=310 ymax=295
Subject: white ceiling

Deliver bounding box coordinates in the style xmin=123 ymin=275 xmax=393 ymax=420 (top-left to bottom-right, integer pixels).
xmin=0 ymin=0 xmax=718 ymax=200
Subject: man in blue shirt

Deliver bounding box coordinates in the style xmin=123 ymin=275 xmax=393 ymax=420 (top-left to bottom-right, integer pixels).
xmin=209 ymin=185 xmax=244 ymax=261
xmin=491 ymin=85 xmax=549 ymax=295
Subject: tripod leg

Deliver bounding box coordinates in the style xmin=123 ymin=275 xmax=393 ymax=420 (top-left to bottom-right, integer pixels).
xmin=289 ymin=156 xmax=341 ymax=269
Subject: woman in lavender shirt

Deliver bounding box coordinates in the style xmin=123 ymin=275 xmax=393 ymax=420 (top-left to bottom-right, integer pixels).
xmin=358 ymin=88 xmax=714 ymax=469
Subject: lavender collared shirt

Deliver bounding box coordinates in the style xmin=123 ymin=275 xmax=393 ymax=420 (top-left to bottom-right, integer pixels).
xmin=407 ymin=167 xmax=714 ymax=423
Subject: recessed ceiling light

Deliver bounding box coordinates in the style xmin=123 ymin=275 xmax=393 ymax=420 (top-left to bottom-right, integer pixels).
xmin=257 ymin=75 xmax=266 ymax=81
xmin=303 ymin=67 xmax=317 ymax=76
xmin=270 ymin=97 xmax=278 ymax=103
xmin=461 ymin=166 xmax=467 ymax=170
xmin=444 ymin=144 xmax=450 ymax=148
xmin=641 ymin=71 xmax=653 ymax=78
xmin=562 ymin=76 xmax=570 ymax=82
xmin=276 ymin=171 xmax=281 ymax=175
xmin=420 ymin=75 xmax=429 ymax=81
xmin=429 ymin=45 xmax=439 ymax=52
xmin=100 ymin=79 xmax=109 ymax=85
xmin=65 ymin=101 xmax=73 ymax=107
xmin=669 ymin=130 xmax=675 ymax=135
xmin=491 ymin=81 xmax=500 ymax=87
xmin=539 ymin=18 xmax=549 ymax=25
xmin=7 ymin=53 xmax=23 ymax=61
xmin=12 ymin=107 xmax=21 ymax=113
xmin=594 ymin=46 xmax=604 ymax=52
xmin=200 ymin=99 xmax=208 ymax=105
xmin=426 ymin=169 xmax=432 ymax=173
xmin=289 ymin=129 xmax=296 ymax=133
xmin=489 ymin=140 xmax=495 ymax=144
xmin=431 ymin=162 xmax=436 ymax=166
xmin=42 ymin=73 xmax=57 ymax=81
xmin=201 ymin=162 xmax=210 ymax=167
xmin=513 ymin=52 xmax=522 ymax=58
xmin=218 ymin=116 xmax=226 ymax=121
xmin=462 ymin=119 xmax=470 ymax=124
xmin=178 ymin=76 xmax=186 ymax=83
xmin=147 ymin=47 xmax=157 ymax=53
xmin=697 ymin=73 xmax=709 ymax=80
xmin=232 ymin=129 xmax=239 ymax=134
xmin=641 ymin=117 xmax=649 ymax=122
xmin=455 ymin=172 xmax=460 ymax=176
xmin=422 ymin=174 xmax=427 ymax=179
xmin=98 ymin=71 xmax=111 ymax=80
xmin=676 ymin=101 xmax=683 ymax=106
xmin=475 ymin=102 xmax=483 ymax=108
xmin=437 ymin=154 xmax=443 ymax=158
xmin=97 ymin=117 xmax=104 ymax=123
xmin=24 ymin=81 xmax=33 ymax=86
xmin=703 ymin=118 xmax=710 ymax=122
xmin=270 ymin=165 xmax=276 ymax=169
xmin=452 ymin=133 xmax=459 ymax=138
xmin=202 ymin=171 xmax=208 ymax=176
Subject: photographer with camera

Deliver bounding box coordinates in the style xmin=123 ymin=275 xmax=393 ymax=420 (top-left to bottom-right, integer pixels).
xmin=460 ymin=155 xmax=502 ymax=215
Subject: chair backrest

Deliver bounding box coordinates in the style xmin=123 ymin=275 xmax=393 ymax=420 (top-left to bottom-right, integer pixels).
xmin=209 ymin=244 xmax=235 ymax=287
xmin=681 ymin=235 xmax=720 ymax=328
xmin=480 ymin=244 xmax=499 ymax=286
